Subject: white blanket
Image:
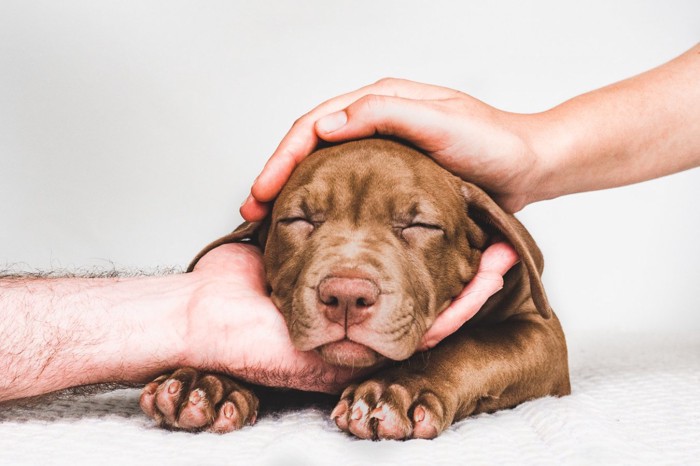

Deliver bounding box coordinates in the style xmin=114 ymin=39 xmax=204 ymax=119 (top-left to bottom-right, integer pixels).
xmin=1 ymin=331 xmax=698 ymax=466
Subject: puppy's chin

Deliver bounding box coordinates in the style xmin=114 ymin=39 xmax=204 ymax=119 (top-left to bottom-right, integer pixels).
xmin=317 ymin=340 xmax=384 ymax=368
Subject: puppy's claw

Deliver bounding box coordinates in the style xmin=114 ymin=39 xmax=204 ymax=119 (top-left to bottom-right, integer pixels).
xmin=413 ymin=405 xmax=425 ymax=422
xmin=223 ymin=402 xmax=235 ymax=419
xmin=374 ymin=402 xmax=412 ymax=440
xmin=332 ymin=400 xmax=350 ymax=430
xmin=369 ymin=403 xmax=386 ymax=421
xmin=167 ymin=379 xmax=181 ymax=394
xmin=412 ymin=406 xmax=438 ymax=439
xmin=411 ymin=397 xmax=442 ymax=439
xmin=189 ymin=388 xmax=204 ymax=404
xmin=139 ymin=382 xmax=159 ymax=419
xmin=330 ymin=400 xmax=348 ymax=420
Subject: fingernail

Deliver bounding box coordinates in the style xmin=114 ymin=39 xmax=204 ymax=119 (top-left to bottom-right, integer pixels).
xmin=422 ymin=341 xmax=435 ymax=351
xmin=317 ymin=111 xmax=347 ymax=134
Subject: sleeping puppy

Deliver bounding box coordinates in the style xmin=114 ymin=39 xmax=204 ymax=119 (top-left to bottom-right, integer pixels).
xmin=140 ymin=138 xmax=570 ymax=440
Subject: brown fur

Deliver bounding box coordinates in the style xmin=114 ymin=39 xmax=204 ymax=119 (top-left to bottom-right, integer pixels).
xmin=143 ymin=138 xmax=570 ymax=439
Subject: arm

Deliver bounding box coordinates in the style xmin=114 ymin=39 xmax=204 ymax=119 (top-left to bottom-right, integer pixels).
xmin=0 ymin=272 xmax=190 ymax=401
xmin=242 ymin=43 xmax=700 ymax=218
xmin=239 ymin=43 xmax=699 ymax=348
xmin=0 ymin=244 xmax=360 ymax=403
xmin=527 ymin=43 xmax=700 ymax=205
xmin=0 ymin=241 xmax=515 ymax=402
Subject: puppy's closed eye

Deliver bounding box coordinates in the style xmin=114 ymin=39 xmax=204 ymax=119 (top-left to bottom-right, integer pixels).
xmin=279 ymin=217 xmax=316 ymax=237
xmin=399 ymin=222 xmax=445 ymax=244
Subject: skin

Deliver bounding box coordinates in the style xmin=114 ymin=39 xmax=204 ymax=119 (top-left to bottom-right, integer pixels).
xmin=0 ymin=241 xmax=513 ymax=403
xmin=243 ymin=44 xmax=700 ymax=216
xmin=141 ymin=139 xmax=564 ymax=437
xmin=241 ymin=44 xmax=700 ymax=345
xmin=5 ymin=45 xmax=697 ymax=404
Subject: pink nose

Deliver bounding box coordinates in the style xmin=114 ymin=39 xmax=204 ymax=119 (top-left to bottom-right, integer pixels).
xmin=318 ymin=276 xmax=380 ymax=327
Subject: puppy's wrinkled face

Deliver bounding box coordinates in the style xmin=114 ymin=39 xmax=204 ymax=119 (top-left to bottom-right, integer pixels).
xmin=264 ymin=140 xmax=482 ymax=367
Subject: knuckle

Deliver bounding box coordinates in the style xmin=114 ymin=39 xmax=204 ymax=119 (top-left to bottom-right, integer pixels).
xmin=356 ymin=94 xmax=386 ymax=113
xmin=374 ymin=76 xmax=400 ymax=88
xmin=291 ymin=114 xmax=309 ymax=129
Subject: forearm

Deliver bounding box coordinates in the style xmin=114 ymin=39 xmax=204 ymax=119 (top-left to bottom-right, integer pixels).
xmin=528 ymin=43 xmax=700 ymax=203
xmin=0 ymin=272 xmax=193 ymax=402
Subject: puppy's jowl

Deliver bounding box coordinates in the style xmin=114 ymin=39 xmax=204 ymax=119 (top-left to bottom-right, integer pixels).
xmin=140 ymin=139 xmax=570 ymax=440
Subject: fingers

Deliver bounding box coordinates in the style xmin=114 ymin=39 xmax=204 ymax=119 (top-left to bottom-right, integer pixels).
xmin=241 ymin=79 xmax=460 ymax=220
xmin=238 ymin=193 xmax=271 ymax=222
xmin=314 ymin=95 xmax=453 ymax=153
xmin=418 ymin=242 xmax=520 ymax=351
xmin=250 ymin=125 xmax=319 ymax=204
xmin=248 ymin=81 xmax=402 ymax=204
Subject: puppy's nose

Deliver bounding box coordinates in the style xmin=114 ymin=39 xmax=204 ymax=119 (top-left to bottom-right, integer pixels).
xmin=318 ymin=276 xmax=380 ymax=327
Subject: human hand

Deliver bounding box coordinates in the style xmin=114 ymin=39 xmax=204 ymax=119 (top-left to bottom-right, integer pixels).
xmin=241 ymin=78 xmax=542 ymax=219
xmin=183 ymin=243 xmax=369 ymax=394
xmin=182 ymin=241 xmax=516 ymax=387
xmin=417 ymin=241 xmax=520 ymax=351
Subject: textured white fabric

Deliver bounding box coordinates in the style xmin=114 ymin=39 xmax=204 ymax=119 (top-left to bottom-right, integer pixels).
xmin=1 ymin=331 xmax=698 ymax=466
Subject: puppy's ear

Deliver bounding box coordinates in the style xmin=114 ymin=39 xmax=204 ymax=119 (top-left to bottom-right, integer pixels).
xmin=461 ymin=182 xmax=552 ymax=319
xmin=186 ymin=219 xmax=270 ymax=272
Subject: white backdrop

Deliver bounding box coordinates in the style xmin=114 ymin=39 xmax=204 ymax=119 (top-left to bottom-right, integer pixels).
xmin=1 ymin=1 xmax=698 ymax=335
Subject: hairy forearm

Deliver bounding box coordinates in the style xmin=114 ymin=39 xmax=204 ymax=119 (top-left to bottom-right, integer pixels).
xmin=528 ymin=43 xmax=700 ymax=203
xmin=0 ymin=272 xmax=192 ymax=402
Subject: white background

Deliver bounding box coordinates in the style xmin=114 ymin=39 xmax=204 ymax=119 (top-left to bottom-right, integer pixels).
xmin=1 ymin=1 xmax=698 ymax=334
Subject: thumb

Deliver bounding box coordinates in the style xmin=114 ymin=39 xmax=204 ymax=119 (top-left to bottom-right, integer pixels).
xmin=315 ymin=95 xmax=447 ymax=150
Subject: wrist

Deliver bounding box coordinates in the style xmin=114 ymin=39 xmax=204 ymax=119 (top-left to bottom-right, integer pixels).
xmin=98 ymin=273 xmax=195 ymax=383
xmin=514 ymin=107 xmax=576 ymax=206
xmin=178 ymin=269 xmax=275 ymax=375
xmin=51 ymin=273 xmax=195 ymax=387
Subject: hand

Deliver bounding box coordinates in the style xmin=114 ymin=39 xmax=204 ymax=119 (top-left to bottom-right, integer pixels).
xmin=241 ymin=78 xmax=542 ymax=219
xmin=184 ymin=243 xmax=369 ymax=394
xmin=417 ymin=241 xmax=520 ymax=351
xmin=183 ymin=241 xmax=516 ymax=383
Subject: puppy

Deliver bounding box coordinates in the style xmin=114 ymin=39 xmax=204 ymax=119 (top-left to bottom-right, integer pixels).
xmin=140 ymin=138 xmax=570 ymax=440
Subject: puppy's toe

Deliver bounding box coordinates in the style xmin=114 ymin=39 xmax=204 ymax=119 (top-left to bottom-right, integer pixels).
xmin=140 ymin=368 xmax=257 ymax=433
xmin=330 ymin=398 xmax=351 ymax=431
xmin=210 ymin=388 xmax=259 ymax=434
xmin=177 ymin=388 xmax=215 ymax=430
xmin=371 ymin=401 xmax=413 ymax=440
xmin=211 ymin=401 xmax=240 ymax=433
xmin=347 ymin=399 xmax=373 ymax=439
xmin=139 ymin=375 xmax=167 ymax=420
xmin=411 ymin=392 xmax=444 ymax=439
xmin=175 ymin=374 xmax=229 ymax=430
xmin=151 ymin=368 xmax=198 ymax=426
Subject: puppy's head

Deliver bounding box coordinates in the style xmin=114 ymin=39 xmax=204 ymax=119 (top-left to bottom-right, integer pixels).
xmin=191 ymin=139 xmax=551 ymax=368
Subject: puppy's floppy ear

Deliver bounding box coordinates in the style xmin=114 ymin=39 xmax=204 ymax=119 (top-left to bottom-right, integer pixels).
xmin=186 ymin=219 xmax=270 ymax=272
xmin=460 ymin=182 xmax=552 ymax=319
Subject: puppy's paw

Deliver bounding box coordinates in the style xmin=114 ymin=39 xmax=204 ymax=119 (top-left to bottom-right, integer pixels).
xmin=331 ymin=378 xmax=451 ymax=440
xmin=139 ymin=368 xmax=258 ymax=433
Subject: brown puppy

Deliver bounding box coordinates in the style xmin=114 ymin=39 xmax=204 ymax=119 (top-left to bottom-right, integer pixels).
xmin=140 ymin=138 xmax=570 ymax=439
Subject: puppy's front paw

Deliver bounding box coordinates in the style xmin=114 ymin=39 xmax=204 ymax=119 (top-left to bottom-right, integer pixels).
xmin=140 ymin=367 xmax=258 ymax=433
xmin=331 ymin=377 xmax=452 ymax=440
